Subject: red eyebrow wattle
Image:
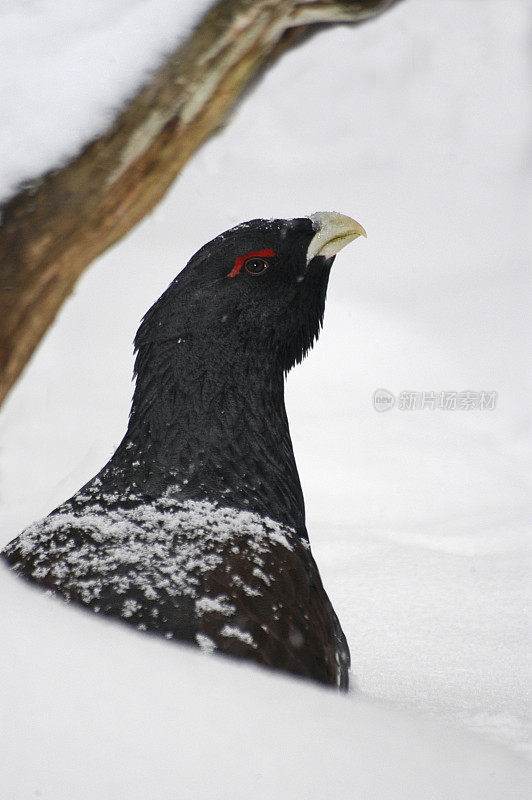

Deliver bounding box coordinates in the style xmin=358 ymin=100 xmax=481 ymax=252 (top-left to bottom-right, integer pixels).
xmin=227 ymin=248 xmax=276 ymax=278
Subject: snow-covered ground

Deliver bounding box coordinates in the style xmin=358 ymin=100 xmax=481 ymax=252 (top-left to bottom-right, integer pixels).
xmin=2 ymin=567 xmax=530 ymax=800
xmin=1 ymin=0 xmax=530 ymax=796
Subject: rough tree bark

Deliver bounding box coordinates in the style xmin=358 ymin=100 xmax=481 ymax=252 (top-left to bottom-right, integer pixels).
xmin=0 ymin=0 xmax=395 ymax=408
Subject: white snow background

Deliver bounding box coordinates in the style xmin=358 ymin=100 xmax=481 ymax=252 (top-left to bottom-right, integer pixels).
xmin=1 ymin=0 xmax=531 ymax=797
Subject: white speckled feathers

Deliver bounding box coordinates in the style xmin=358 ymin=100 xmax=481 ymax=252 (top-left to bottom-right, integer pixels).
xmin=4 ymin=489 xmax=349 ymax=686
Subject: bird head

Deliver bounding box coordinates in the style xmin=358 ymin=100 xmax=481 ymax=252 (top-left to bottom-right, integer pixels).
xmin=135 ymin=212 xmax=366 ymax=375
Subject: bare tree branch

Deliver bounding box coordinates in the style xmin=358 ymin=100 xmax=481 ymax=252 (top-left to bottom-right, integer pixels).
xmin=0 ymin=0 xmax=394 ymax=408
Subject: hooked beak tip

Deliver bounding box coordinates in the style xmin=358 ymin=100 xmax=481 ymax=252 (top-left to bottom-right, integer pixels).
xmin=306 ymin=211 xmax=366 ymax=264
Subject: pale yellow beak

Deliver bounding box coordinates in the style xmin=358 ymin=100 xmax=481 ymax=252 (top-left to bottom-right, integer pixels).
xmin=306 ymin=211 xmax=367 ymax=264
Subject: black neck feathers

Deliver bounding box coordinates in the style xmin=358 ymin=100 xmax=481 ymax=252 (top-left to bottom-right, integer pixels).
xmin=110 ymin=332 xmax=306 ymax=533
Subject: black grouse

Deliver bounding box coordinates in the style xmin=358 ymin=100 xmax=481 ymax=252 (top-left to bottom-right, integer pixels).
xmin=2 ymin=212 xmax=366 ymax=689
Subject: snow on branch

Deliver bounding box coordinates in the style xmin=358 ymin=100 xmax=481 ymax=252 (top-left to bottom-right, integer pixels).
xmin=0 ymin=0 xmax=395 ymax=408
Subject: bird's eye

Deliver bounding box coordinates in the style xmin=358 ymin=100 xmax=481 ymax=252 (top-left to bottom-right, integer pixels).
xmin=244 ymin=257 xmax=270 ymax=275
xmin=227 ymin=248 xmax=276 ymax=278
